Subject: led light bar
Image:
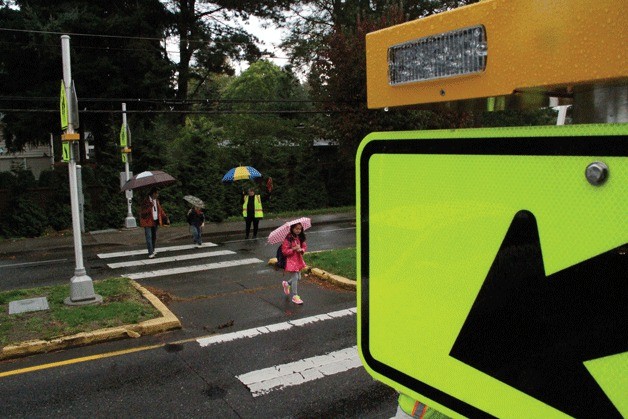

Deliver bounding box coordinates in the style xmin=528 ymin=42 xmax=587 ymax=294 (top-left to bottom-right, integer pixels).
xmin=388 ymin=25 xmax=487 ymax=85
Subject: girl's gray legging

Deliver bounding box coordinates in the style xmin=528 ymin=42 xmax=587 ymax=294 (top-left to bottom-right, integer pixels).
xmin=287 ymin=272 xmax=300 ymax=295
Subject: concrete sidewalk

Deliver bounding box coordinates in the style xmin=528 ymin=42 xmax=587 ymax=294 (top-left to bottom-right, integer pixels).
xmin=0 ymin=211 xmax=356 ymax=255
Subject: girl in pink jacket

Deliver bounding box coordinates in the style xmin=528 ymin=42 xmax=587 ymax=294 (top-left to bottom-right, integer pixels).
xmin=281 ymin=222 xmax=308 ymax=304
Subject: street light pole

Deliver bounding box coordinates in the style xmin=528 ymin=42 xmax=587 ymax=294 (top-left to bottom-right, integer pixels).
xmin=122 ymin=103 xmax=137 ymax=228
xmin=61 ymin=35 xmax=102 ymax=306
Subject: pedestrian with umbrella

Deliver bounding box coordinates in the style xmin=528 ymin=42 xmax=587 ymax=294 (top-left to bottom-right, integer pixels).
xmin=184 ymin=195 xmax=205 ymax=248
xmin=221 ymin=166 xmax=265 ymax=239
xmin=242 ymin=187 xmax=264 ymax=239
xmin=268 ymin=217 xmax=311 ymax=305
xmin=140 ymin=187 xmax=170 ymax=258
xmin=122 ymin=170 xmax=176 ymax=259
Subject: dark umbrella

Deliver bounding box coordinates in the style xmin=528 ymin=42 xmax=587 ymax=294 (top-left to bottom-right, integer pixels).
xmin=121 ymin=170 xmax=176 ymax=191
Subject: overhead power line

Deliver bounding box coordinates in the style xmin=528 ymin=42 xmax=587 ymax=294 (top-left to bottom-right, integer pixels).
xmin=0 ymin=96 xmax=358 ymax=104
xmin=0 ymin=27 xmax=266 ymax=47
xmin=0 ymin=108 xmax=361 ymax=115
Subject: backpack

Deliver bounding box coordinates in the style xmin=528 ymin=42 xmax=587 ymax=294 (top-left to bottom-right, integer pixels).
xmin=275 ymin=245 xmax=287 ymax=270
xmin=275 ymin=236 xmax=293 ymax=270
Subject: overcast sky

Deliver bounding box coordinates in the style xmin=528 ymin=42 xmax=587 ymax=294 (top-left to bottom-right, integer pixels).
xmin=164 ymin=16 xmax=288 ymax=74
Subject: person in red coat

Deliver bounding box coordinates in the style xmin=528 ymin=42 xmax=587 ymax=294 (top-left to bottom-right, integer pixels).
xmin=139 ymin=187 xmax=169 ymax=258
xmin=281 ymin=222 xmax=308 ymax=305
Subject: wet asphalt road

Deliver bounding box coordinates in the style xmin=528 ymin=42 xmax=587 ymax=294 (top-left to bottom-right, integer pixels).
xmin=0 ymin=221 xmax=399 ymax=418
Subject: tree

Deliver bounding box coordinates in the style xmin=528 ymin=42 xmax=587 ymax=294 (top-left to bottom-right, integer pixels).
xmin=0 ymin=0 xmax=174 ymax=150
xmin=163 ymin=119 xmax=228 ymax=222
xmin=162 ymin=0 xmax=296 ymax=119
xmin=217 ymin=61 xmax=327 ymax=213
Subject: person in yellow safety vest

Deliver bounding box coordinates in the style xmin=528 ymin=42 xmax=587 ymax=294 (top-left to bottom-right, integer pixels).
xmin=242 ymin=188 xmax=264 ymax=239
xmin=395 ymin=393 xmax=450 ymax=419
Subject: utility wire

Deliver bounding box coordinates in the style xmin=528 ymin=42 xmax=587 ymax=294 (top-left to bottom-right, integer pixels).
xmin=0 ymin=96 xmax=355 ymax=104
xmin=0 ymin=27 xmax=265 ymax=47
xmin=0 ymin=108 xmax=361 ymax=114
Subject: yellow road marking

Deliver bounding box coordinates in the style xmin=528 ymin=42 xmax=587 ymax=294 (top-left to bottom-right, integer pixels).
xmin=0 ymin=344 xmax=164 ymax=378
xmin=0 ymin=336 xmax=205 ymax=379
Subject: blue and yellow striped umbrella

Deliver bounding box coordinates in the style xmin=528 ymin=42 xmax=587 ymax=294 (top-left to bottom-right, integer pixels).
xmin=221 ymin=166 xmax=262 ymax=183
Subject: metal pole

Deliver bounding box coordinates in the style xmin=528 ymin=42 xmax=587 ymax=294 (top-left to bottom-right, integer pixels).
xmin=123 ymin=103 xmax=137 ymax=228
xmin=77 ymin=164 xmax=85 ymax=233
xmin=61 ymin=35 xmax=102 ymax=305
xmin=49 ymin=133 xmax=55 ymax=169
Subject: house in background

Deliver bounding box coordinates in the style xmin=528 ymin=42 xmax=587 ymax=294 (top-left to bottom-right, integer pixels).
xmin=0 ymin=128 xmax=54 ymax=180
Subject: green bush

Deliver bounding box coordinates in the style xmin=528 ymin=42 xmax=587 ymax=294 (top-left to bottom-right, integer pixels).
xmin=46 ymin=201 xmax=72 ymax=231
xmin=1 ymin=195 xmax=48 ymax=238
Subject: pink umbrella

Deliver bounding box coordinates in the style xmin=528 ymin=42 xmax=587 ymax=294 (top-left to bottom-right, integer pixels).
xmin=267 ymin=217 xmax=312 ymax=244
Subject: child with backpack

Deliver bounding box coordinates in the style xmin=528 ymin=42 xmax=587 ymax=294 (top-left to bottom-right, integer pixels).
xmin=279 ymin=222 xmax=308 ymax=305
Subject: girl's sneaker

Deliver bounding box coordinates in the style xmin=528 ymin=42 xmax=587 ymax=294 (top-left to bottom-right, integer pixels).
xmin=291 ymin=295 xmax=303 ymax=305
xmin=282 ymin=281 xmax=291 ymax=296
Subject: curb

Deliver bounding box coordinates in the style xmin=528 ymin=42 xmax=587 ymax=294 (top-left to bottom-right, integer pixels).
xmin=267 ymin=258 xmax=356 ymax=291
xmin=0 ymin=281 xmax=181 ymax=361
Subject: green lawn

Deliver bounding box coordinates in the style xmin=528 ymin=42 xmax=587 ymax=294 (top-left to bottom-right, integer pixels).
xmin=305 ymin=247 xmax=356 ymax=280
xmin=0 ymin=277 xmax=160 ymax=347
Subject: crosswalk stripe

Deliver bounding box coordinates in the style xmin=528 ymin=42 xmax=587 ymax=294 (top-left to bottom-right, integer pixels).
xmin=237 ymin=346 xmax=361 ymax=397
xmin=107 ymin=250 xmax=236 ymax=269
xmin=196 ymin=308 xmax=357 ymax=347
xmin=123 ymin=258 xmax=264 ymax=280
xmin=97 ymin=243 xmax=217 ymax=259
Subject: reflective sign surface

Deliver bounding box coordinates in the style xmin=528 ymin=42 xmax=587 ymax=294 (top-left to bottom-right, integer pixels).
xmin=356 ymin=124 xmax=627 ymax=418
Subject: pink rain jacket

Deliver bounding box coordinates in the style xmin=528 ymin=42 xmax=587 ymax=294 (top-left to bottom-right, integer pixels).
xmin=281 ymin=235 xmax=308 ymax=272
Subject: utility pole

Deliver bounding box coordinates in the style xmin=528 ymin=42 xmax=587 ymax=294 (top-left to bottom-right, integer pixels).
xmin=121 ymin=103 xmax=137 ymax=228
xmin=61 ymin=35 xmax=102 ymax=306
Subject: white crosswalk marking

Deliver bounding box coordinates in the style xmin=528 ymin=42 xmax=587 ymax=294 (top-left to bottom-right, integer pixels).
xmin=106 ymin=250 xmax=236 ymax=268
xmin=196 ymin=308 xmax=356 ymax=347
xmin=97 ymin=243 xmax=217 ymax=259
xmin=237 ymin=346 xmax=361 ymax=397
xmin=123 ymin=258 xmax=264 ymax=280
xmin=99 ymin=235 xmax=361 ymax=399
xmin=196 ymin=308 xmax=359 ymax=397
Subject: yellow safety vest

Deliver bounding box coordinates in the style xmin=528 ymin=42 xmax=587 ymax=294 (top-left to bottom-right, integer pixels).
xmin=242 ymin=195 xmax=264 ymax=218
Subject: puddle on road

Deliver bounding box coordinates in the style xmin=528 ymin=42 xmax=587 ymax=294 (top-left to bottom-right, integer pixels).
xmin=204 ymin=385 xmax=227 ymax=399
xmin=164 ymin=343 xmax=184 ymax=353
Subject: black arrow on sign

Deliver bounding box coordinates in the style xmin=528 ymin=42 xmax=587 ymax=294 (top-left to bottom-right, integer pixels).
xmin=450 ymin=210 xmax=627 ymax=418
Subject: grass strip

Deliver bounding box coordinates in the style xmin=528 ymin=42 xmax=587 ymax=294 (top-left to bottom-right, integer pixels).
xmin=0 ymin=277 xmax=160 ymax=347
xmin=304 ymin=247 xmax=356 ymax=280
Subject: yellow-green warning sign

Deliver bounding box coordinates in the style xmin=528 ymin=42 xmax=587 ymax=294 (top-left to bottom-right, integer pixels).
xmin=356 ymin=124 xmax=627 ymax=418
xmin=61 ymin=142 xmax=70 ymax=162
xmin=59 ymin=80 xmax=68 ymax=130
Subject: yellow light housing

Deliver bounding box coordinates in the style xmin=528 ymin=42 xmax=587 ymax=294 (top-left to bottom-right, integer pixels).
xmin=366 ymin=0 xmax=628 ymax=109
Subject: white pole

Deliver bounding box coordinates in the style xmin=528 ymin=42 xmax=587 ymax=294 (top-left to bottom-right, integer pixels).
xmin=123 ymin=103 xmax=137 ymax=228
xmin=61 ymin=35 xmax=102 ymax=305
xmin=49 ymin=133 xmax=55 ymax=169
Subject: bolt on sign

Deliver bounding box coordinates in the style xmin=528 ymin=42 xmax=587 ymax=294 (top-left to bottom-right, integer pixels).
xmin=356 ymin=124 xmax=627 ymax=418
